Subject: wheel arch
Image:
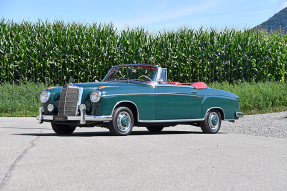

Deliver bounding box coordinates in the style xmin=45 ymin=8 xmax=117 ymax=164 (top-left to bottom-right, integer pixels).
xmin=112 ymin=101 xmax=139 ymax=123
xmin=204 ymin=107 xmax=225 ymax=120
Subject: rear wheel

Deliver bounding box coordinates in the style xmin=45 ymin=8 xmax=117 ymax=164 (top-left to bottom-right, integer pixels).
xmin=108 ymin=107 xmax=134 ymax=136
xmin=146 ymin=126 xmax=164 ymax=133
xmin=200 ymin=110 xmax=221 ymax=134
xmin=51 ymin=123 xmax=76 ymax=135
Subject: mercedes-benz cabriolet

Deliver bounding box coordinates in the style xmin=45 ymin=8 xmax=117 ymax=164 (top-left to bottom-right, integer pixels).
xmin=37 ymin=64 xmax=243 ymax=135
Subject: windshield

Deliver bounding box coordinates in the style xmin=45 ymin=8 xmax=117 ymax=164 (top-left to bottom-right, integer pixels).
xmin=103 ymin=65 xmax=158 ymax=83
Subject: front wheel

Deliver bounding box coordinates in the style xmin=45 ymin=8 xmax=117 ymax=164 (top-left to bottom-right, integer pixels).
xmin=108 ymin=107 xmax=134 ymax=136
xmin=200 ymin=111 xmax=221 ymax=134
xmin=51 ymin=123 xmax=76 ymax=135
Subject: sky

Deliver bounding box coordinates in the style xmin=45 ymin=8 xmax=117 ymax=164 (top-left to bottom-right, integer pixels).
xmin=0 ymin=0 xmax=287 ymax=31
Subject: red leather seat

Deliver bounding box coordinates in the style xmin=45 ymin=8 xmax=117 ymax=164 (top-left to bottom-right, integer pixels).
xmin=167 ymin=82 xmax=208 ymax=89
xmin=181 ymin=82 xmax=208 ymax=89
xmin=167 ymin=82 xmax=182 ymax=85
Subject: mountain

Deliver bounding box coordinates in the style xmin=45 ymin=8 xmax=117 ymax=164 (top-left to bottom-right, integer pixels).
xmin=255 ymin=7 xmax=287 ymax=32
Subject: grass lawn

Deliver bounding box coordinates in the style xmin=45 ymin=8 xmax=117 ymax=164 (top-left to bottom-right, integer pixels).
xmin=0 ymin=81 xmax=286 ymax=117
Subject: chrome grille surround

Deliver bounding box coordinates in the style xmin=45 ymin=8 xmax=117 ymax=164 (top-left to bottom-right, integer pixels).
xmin=58 ymin=84 xmax=83 ymax=116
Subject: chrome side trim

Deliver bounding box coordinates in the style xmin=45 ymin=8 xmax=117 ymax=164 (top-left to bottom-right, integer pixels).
xmin=202 ymin=95 xmax=238 ymax=103
xmin=102 ymin=93 xmax=155 ymax=97
xmin=102 ymin=93 xmax=203 ymax=98
xmin=156 ymin=93 xmax=204 ymax=98
xmin=138 ymin=118 xmax=205 ymax=123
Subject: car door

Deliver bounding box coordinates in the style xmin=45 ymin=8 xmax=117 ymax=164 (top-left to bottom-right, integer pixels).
xmin=155 ymin=84 xmax=201 ymax=120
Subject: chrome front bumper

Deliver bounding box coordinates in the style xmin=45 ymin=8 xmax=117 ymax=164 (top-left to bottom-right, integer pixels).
xmin=36 ymin=105 xmax=112 ymax=124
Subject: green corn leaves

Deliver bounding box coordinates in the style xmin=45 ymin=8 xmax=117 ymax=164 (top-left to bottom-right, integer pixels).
xmin=0 ymin=20 xmax=286 ymax=85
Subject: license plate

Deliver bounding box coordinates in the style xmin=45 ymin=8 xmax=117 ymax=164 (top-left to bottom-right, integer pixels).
xmin=53 ymin=115 xmax=67 ymax=121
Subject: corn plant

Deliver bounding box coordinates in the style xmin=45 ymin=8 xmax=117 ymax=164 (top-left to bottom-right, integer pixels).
xmin=0 ymin=19 xmax=286 ymax=85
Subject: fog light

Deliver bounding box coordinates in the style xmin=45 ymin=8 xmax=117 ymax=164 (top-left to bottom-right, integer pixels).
xmin=47 ymin=104 xmax=54 ymax=112
xmin=80 ymin=104 xmax=86 ymax=110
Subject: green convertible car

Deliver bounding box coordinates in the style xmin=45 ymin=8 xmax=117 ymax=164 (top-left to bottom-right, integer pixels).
xmin=37 ymin=64 xmax=243 ymax=135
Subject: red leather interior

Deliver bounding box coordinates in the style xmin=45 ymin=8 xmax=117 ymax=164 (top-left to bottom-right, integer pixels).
xmin=167 ymin=82 xmax=181 ymax=85
xmin=167 ymin=82 xmax=208 ymax=89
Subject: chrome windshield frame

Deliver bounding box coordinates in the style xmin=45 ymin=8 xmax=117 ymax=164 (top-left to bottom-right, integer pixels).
xmin=102 ymin=64 xmax=160 ymax=83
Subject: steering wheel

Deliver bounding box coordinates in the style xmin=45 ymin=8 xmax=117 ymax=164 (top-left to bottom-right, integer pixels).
xmin=138 ymin=75 xmax=152 ymax=81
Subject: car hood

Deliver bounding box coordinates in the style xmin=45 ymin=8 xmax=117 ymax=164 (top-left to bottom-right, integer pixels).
xmin=71 ymin=81 xmax=154 ymax=103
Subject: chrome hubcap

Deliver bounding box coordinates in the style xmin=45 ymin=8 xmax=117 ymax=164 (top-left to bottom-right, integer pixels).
xmin=211 ymin=116 xmax=218 ymax=125
xmin=116 ymin=111 xmax=131 ymax=132
xmin=208 ymin=112 xmax=220 ymax=130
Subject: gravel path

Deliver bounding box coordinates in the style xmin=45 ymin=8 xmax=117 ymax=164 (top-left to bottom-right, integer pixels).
xmin=221 ymin=111 xmax=287 ymax=139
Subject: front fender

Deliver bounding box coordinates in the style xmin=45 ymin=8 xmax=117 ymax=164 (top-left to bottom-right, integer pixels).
xmin=201 ymin=95 xmax=239 ymax=120
xmin=42 ymin=87 xmax=62 ymax=114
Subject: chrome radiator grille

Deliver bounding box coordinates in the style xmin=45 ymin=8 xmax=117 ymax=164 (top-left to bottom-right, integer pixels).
xmin=58 ymin=86 xmax=80 ymax=115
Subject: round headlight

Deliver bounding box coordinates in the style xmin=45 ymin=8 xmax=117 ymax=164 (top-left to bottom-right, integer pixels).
xmin=40 ymin=90 xmax=50 ymax=103
xmin=90 ymin=90 xmax=101 ymax=103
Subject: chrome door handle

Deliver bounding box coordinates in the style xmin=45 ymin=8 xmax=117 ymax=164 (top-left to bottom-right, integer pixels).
xmin=190 ymin=91 xmax=198 ymax=95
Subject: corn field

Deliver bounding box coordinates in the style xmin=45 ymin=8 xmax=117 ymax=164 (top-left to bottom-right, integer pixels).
xmin=0 ymin=19 xmax=286 ymax=85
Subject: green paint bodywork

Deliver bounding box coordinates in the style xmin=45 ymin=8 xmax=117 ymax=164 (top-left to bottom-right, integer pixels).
xmin=42 ymin=81 xmax=240 ymax=122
